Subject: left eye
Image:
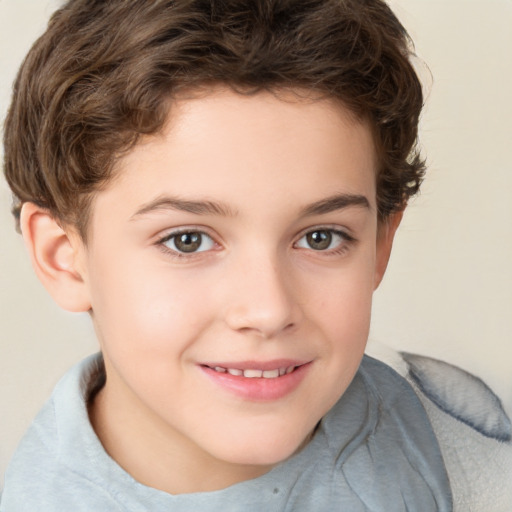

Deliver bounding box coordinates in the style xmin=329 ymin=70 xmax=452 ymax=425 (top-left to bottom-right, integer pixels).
xmin=295 ymin=229 xmax=347 ymax=251
xmin=161 ymin=231 xmax=215 ymax=253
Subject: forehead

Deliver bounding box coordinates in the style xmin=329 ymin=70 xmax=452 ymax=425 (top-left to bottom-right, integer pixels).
xmin=91 ymin=88 xmax=377 ymax=226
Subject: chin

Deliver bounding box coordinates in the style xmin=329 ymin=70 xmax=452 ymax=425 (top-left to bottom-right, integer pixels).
xmin=214 ymin=426 xmax=313 ymax=468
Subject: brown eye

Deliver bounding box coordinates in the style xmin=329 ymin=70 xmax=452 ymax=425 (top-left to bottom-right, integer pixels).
xmin=174 ymin=232 xmax=202 ymax=252
xmin=295 ymin=228 xmax=352 ymax=253
xmin=163 ymin=231 xmax=215 ymax=253
xmin=306 ymin=230 xmax=332 ymax=250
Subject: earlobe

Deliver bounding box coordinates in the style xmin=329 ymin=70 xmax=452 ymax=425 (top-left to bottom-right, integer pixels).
xmin=20 ymin=202 xmax=91 ymax=312
xmin=374 ymin=211 xmax=403 ymax=290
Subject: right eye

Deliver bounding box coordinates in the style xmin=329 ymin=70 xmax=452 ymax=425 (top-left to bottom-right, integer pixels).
xmin=159 ymin=231 xmax=216 ymax=254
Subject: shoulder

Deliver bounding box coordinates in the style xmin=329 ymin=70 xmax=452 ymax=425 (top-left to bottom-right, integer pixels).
xmin=0 ymin=355 xmax=122 ymax=511
xmin=316 ymin=355 xmax=453 ymax=510
xmin=0 ymin=399 xmax=117 ymax=511
xmin=367 ymin=344 xmax=512 ymax=511
xmin=1 ymin=399 xmax=58 ymax=510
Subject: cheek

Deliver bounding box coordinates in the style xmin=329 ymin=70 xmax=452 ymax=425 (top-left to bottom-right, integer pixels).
xmin=87 ymin=255 xmax=213 ymax=356
xmin=307 ymin=255 xmax=376 ymax=337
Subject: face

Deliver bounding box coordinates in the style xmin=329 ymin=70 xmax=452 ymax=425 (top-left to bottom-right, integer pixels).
xmin=76 ymin=88 xmax=394 ymax=492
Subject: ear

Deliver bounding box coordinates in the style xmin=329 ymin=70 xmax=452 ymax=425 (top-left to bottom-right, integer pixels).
xmin=374 ymin=211 xmax=403 ymax=289
xmin=20 ymin=202 xmax=91 ymax=312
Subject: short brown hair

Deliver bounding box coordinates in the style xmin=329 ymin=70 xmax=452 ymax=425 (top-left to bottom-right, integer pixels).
xmin=3 ymin=0 xmax=425 ymax=239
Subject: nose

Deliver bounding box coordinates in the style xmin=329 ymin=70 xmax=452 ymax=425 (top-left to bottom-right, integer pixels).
xmin=223 ymin=252 xmax=301 ymax=338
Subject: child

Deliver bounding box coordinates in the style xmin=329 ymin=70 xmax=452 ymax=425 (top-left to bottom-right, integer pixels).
xmin=1 ymin=0 xmax=510 ymax=510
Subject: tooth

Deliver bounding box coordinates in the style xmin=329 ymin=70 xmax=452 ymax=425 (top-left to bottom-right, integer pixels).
xmin=286 ymin=366 xmax=295 ymax=374
xmin=227 ymin=368 xmax=243 ymax=376
xmin=243 ymin=369 xmax=263 ymax=378
xmin=214 ymin=366 xmax=226 ymax=373
xmin=262 ymin=369 xmax=280 ymax=379
xmin=279 ymin=367 xmax=286 ymax=376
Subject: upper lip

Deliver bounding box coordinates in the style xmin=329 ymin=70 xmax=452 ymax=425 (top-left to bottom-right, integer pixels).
xmin=200 ymin=359 xmax=310 ymax=371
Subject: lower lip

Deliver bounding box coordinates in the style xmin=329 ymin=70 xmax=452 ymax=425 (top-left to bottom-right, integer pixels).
xmin=200 ymin=363 xmax=311 ymax=402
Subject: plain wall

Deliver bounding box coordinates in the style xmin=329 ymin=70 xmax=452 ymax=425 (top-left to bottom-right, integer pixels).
xmin=1 ymin=0 xmax=511 ymax=487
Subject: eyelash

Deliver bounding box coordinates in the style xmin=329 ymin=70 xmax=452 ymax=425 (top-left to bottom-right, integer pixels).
xmin=156 ymin=228 xmax=218 ymax=258
xmin=155 ymin=226 xmax=356 ymax=259
xmin=294 ymin=227 xmax=356 ymax=256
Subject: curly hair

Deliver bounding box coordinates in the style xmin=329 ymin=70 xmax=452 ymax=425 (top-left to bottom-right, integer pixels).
xmin=3 ymin=0 xmax=425 ymax=239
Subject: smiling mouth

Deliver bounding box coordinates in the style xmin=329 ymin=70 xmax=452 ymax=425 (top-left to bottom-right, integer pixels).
xmin=203 ymin=365 xmax=299 ymax=379
xmin=200 ymin=361 xmax=311 ymax=400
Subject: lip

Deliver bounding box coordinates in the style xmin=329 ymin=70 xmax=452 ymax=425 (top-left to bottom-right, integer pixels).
xmin=199 ymin=360 xmax=312 ymax=402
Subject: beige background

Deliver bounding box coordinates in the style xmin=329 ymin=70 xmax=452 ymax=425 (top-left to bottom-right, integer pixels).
xmin=1 ymin=0 xmax=511 ymax=486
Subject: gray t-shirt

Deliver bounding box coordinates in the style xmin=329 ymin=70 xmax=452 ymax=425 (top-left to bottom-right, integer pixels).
xmin=1 ymin=354 xmax=454 ymax=511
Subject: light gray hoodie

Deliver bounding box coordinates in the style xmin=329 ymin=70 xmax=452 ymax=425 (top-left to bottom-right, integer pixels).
xmin=1 ymin=352 xmax=510 ymax=511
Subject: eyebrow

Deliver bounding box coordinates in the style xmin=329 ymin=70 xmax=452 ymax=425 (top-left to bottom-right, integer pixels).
xmin=131 ymin=196 xmax=237 ymax=219
xmin=300 ymin=193 xmax=371 ymax=216
xmin=131 ymin=192 xmax=371 ymax=220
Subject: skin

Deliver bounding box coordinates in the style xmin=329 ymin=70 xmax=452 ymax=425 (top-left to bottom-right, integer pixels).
xmin=21 ymin=88 xmax=400 ymax=495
